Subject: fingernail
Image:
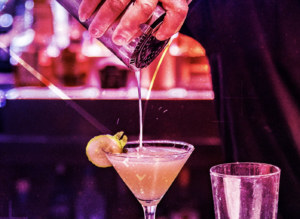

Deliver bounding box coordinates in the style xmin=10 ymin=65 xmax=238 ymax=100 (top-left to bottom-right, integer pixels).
xmin=156 ymin=34 xmax=166 ymax=41
xmin=90 ymin=28 xmax=100 ymax=37
xmin=114 ymin=35 xmax=127 ymax=45
xmin=79 ymin=13 xmax=88 ymax=22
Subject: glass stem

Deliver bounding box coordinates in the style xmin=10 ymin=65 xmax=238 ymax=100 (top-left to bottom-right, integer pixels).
xmin=143 ymin=205 xmax=157 ymax=219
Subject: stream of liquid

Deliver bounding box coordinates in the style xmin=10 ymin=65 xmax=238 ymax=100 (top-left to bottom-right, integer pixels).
xmin=135 ymin=70 xmax=143 ymax=148
xmin=135 ymin=42 xmax=171 ymax=148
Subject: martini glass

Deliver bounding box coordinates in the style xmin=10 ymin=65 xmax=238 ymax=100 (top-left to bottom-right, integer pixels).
xmin=104 ymin=140 xmax=194 ymax=219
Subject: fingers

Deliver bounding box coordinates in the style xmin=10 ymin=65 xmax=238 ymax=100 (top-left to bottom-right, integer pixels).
xmin=79 ymin=0 xmax=103 ymax=22
xmin=112 ymin=0 xmax=158 ymax=45
xmin=156 ymin=0 xmax=189 ymax=41
xmin=79 ymin=0 xmax=189 ymax=45
xmin=87 ymin=0 xmax=131 ymax=38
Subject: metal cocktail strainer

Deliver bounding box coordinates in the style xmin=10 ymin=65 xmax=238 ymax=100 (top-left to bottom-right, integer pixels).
xmin=56 ymin=0 xmax=170 ymax=70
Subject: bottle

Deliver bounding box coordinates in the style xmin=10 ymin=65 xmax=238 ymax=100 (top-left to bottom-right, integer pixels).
xmin=56 ymin=0 xmax=170 ymax=70
xmin=14 ymin=0 xmax=55 ymax=87
xmin=0 ymin=0 xmax=29 ymax=90
xmin=55 ymin=16 xmax=89 ymax=87
xmin=171 ymin=34 xmax=211 ymax=90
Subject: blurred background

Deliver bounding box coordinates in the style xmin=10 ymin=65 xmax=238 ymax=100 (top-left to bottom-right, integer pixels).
xmin=0 ymin=0 xmax=223 ymax=218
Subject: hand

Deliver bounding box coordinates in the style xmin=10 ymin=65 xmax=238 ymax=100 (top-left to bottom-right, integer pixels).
xmin=78 ymin=0 xmax=189 ymax=45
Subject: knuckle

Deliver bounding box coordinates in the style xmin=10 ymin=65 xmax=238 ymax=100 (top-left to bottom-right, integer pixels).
xmin=107 ymin=0 xmax=127 ymax=11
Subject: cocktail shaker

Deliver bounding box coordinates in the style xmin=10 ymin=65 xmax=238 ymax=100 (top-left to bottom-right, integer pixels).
xmin=56 ymin=0 xmax=170 ymax=70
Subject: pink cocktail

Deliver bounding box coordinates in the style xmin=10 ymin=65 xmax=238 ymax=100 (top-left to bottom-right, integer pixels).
xmin=105 ymin=140 xmax=194 ymax=219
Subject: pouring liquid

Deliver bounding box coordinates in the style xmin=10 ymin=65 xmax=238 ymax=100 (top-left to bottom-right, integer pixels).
xmin=135 ymin=70 xmax=143 ymax=148
xmin=135 ymin=42 xmax=171 ymax=148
